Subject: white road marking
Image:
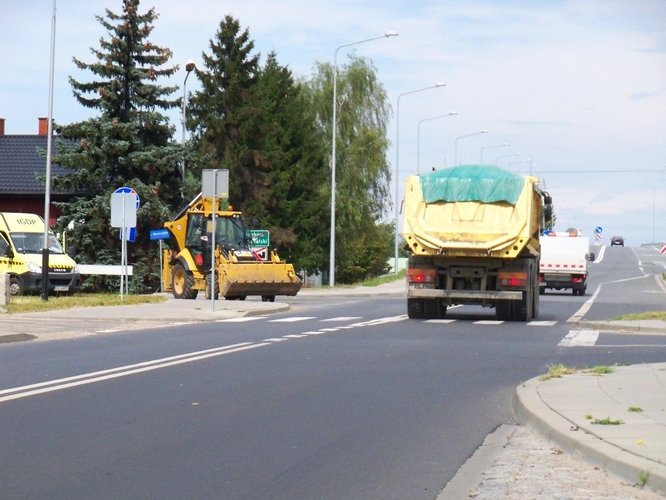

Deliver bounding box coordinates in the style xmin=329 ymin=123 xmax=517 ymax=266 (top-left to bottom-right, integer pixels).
xmin=215 ymin=317 xmax=267 ymax=322
xmin=474 ymin=320 xmax=504 ymax=325
xmin=301 ymin=331 xmax=325 ymax=335
xmin=558 ymin=330 xmax=599 ymax=347
xmin=528 ymin=321 xmax=557 ymax=326
xmin=424 ymin=319 xmax=456 ymax=324
xmin=0 ymin=342 xmax=268 ymax=404
xmin=319 ymin=327 xmax=341 ymax=332
xmin=283 ymin=334 xmax=308 ymax=338
xmin=321 ymin=316 xmax=362 ymax=322
xmin=349 ymin=315 xmax=408 ymax=327
xmin=269 ymin=316 xmax=316 ymax=322
xmin=568 ymin=285 xmax=601 ymax=322
xmin=264 ymin=337 xmax=288 ymax=342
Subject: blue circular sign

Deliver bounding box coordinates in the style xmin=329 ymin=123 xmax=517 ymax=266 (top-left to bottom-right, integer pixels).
xmin=594 ymin=226 xmax=603 ymax=234
xmin=114 ymin=186 xmax=140 ymax=208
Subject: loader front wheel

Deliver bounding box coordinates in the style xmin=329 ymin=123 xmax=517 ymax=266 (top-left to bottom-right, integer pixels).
xmin=172 ymin=263 xmax=198 ymax=300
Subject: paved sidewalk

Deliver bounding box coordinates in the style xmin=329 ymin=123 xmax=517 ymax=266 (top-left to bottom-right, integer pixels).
xmin=514 ymin=362 xmax=666 ymax=496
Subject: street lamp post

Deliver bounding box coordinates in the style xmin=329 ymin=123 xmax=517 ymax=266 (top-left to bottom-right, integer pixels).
xmin=480 ymin=142 xmax=509 ymax=163
xmin=394 ymin=83 xmax=446 ymax=274
xmin=454 ymin=130 xmax=488 ymax=166
xmin=330 ymin=31 xmax=398 ymax=287
xmin=181 ymin=60 xmax=196 ymax=181
xmin=417 ymin=112 xmax=458 ymax=174
xmin=509 ymin=158 xmax=532 ymax=171
xmin=495 ymin=152 xmax=520 ymax=166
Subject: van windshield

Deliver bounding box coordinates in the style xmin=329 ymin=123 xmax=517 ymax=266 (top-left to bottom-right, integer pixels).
xmin=10 ymin=233 xmax=65 ymax=254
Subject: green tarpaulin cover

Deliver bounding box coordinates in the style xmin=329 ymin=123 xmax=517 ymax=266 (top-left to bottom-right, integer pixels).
xmin=419 ymin=164 xmax=524 ymax=205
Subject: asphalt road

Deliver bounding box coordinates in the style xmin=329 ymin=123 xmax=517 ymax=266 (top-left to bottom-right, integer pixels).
xmin=0 ymin=245 xmax=664 ymax=499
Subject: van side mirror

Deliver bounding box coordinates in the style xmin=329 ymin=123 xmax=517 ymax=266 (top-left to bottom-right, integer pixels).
xmin=4 ymin=246 xmax=13 ymax=259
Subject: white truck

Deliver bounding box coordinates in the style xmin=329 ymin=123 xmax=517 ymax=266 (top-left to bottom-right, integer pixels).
xmin=538 ymin=233 xmax=590 ymax=296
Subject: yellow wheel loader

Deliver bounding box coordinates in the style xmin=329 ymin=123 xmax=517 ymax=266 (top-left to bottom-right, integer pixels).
xmin=162 ymin=193 xmax=301 ymax=301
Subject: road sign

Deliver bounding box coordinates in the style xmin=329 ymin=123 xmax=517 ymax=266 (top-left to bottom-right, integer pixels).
xmin=594 ymin=226 xmax=603 ymax=234
xmin=251 ymin=247 xmax=268 ymax=261
xmin=660 ymin=244 xmax=666 ymax=255
xmin=112 ymin=187 xmax=140 ymax=241
xmin=150 ymin=228 xmax=170 ymax=241
xmin=249 ymin=229 xmax=270 ymax=247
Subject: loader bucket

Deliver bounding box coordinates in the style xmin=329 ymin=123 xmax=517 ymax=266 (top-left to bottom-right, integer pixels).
xmin=217 ymin=261 xmax=302 ymax=298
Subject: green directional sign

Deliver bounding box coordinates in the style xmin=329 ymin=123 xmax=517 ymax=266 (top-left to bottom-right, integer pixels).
xmin=249 ymin=229 xmax=270 ymax=247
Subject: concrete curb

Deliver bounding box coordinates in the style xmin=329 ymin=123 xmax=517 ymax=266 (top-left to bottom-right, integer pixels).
xmin=513 ymin=376 xmax=666 ymax=495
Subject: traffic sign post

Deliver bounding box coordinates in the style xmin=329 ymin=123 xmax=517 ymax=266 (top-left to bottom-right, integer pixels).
xmin=111 ymin=187 xmax=140 ymax=299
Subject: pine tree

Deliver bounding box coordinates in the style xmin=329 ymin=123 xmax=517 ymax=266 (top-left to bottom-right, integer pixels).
xmin=52 ymin=0 xmax=182 ymax=293
xmin=187 ymin=15 xmax=261 ymax=208
xmin=252 ymin=53 xmax=328 ymax=274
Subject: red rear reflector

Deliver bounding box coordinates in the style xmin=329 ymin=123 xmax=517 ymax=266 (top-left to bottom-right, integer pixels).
xmin=195 ymin=253 xmax=204 ymax=266
xmin=407 ymin=268 xmax=436 ymax=284
xmin=498 ymin=271 xmax=527 ymax=288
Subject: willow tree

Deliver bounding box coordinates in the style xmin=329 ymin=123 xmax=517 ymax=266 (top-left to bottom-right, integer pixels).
xmin=52 ymin=0 xmax=181 ymax=293
xmin=305 ymin=54 xmax=393 ymax=283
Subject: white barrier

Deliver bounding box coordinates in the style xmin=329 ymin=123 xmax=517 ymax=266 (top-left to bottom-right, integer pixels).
xmin=78 ymin=265 xmax=133 ymax=276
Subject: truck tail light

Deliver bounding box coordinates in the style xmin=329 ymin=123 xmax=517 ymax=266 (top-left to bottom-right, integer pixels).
xmin=498 ymin=271 xmax=527 ymax=288
xmin=407 ymin=268 xmax=436 ymax=284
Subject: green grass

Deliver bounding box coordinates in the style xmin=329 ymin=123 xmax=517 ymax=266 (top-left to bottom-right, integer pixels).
xmin=613 ymin=310 xmax=666 ymax=321
xmin=591 ymin=417 xmax=624 ymax=425
xmin=586 ymin=365 xmax=614 ymax=375
xmin=4 ymin=293 xmax=166 ymax=314
xmin=539 ymin=363 xmax=577 ymax=381
xmin=309 ymin=270 xmax=406 ymax=289
xmin=628 ymin=406 xmax=643 ymax=413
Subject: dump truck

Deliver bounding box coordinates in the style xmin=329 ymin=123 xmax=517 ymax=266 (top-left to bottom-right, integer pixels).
xmin=539 ymin=232 xmax=591 ymax=296
xmin=161 ymin=193 xmax=301 ymax=301
xmin=402 ymin=164 xmax=553 ymax=321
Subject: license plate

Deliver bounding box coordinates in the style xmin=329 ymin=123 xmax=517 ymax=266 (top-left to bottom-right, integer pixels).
xmin=54 ymin=286 xmax=70 ymax=292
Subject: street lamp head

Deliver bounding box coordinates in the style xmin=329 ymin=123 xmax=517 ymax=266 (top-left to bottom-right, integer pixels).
xmin=185 ymin=60 xmax=196 ymax=73
xmin=435 ymin=82 xmax=446 ymax=87
xmin=384 ymin=31 xmax=399 ymax=37
xmin=449 ymin=111 xmax=459 ymax=115
xmin=480 ymin=130 xmax=489 ymax=134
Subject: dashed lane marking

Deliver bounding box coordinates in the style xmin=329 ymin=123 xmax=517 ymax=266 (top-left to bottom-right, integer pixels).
xmin=321 ymin=316 xmax=363 ymax=322
xmin=528 ymin=321 xmax=557 ymax=326
xmin=215 ymin=317 xmax=267 ymax=323
xmin=269 ymin=317 xmax=317 ymax=323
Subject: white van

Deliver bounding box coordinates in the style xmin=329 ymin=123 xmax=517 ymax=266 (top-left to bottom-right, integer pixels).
xmin=0 ymin=212 xmax=80 ymax=296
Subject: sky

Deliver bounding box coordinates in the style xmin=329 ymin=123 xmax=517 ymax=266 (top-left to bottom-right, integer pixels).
xmin=1 ymin=0 xmax=665 ymax=246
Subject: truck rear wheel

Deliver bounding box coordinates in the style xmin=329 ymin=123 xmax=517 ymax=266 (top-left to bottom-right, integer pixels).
xmin=496 ymin=300 xmax=512 ymax=321
xmin=172 ymin=263 xmax=198 ymax=299
xmin=407 ymin=298 xmax=425 ymax=319
xmin=424 ymin=299 xmax=446 ymax=319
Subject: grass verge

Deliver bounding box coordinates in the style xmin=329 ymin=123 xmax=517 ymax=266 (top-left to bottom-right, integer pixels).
xmin=4 ymin=293 xmax=166 ymax=314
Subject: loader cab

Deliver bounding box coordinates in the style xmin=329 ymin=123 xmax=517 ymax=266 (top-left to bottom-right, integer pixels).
xmin=183 ymin=212 xmax=250 ymax=272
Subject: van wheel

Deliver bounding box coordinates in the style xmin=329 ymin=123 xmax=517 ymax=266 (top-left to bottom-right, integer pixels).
xmin=9 ymin=277 xmax=23 ymax=296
